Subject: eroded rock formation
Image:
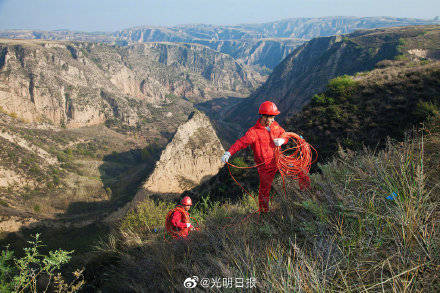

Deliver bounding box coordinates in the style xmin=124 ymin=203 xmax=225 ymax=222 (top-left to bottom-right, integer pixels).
xmin=142 ymin=111 xmax=224 ymax=194
xmin=0 ymin=39 xmax=261 ymax=128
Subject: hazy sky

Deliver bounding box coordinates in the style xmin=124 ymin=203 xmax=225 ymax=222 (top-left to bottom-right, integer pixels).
xmin=0 ymin=0 xmax=438 ymax=32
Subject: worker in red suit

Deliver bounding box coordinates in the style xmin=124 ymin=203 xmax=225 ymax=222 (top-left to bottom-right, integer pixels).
xmin=221 ymin=101 xmax=288 ymax=213
xmin=165 ymin=196 xmax=195 ymax=238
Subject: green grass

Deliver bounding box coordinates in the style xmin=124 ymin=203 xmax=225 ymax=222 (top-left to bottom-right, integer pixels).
xmin=120 ymin=199 xmax=175 ymax=237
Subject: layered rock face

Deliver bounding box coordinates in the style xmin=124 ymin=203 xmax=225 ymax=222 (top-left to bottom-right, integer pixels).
xmin=196 ymin=39 xmax=303 ymax=72
xmin=0 ymin=39 xmax=261 ymax=128
xmin=3 ymin=17 xmax=438 ymax=73
xmin=121 ymin=43 xmax=263 ymax=100
xmin=225 ymin=25 xmax=440 ymax=127
xmin=141 ymin=111 xmax=224 ymax=194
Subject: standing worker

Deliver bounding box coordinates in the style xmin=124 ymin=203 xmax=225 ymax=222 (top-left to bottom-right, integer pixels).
xmin=165 ymin=196 xmax=196 ymax=238
xmin=221 ymin=101 xmax=288 ymax=213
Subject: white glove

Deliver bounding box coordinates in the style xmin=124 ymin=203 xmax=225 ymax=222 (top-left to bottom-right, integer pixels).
xmin=273 ymin=138 xmax=285 ymax=146
xmin=186 ymin=223 xmax=191 ymax=228
xmin=221 ymin=151 xmax=231 ymax=163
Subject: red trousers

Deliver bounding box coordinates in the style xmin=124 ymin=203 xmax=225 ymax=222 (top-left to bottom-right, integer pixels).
xmin=257 ymin=164 xmax=278 ymax=213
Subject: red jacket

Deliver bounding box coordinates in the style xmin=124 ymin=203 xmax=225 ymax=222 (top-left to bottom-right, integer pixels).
xmin=170 ymin=206 xmax=191 ymax=238
xmin=228 ymin=118 xmax=287 ymax=166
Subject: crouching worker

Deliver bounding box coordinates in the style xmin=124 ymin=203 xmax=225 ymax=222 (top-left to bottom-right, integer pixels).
xmin=165 ymin=196 xmax=196 ymax=239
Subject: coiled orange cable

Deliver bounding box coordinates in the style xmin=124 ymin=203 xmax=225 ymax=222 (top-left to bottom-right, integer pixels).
xmin=226 ymin=132 xmax=317 ymax=204
xmin=275 ymin=132 xmax=317 ymax=196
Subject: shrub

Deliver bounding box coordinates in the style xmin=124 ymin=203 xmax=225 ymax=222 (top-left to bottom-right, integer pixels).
xmin=228 ymin=156 xmax=250 ymax=177
xmin=120 ymin=199 xmax=175 ymax=236
xmin=33 ymin=204 xmax=41 ymax=213
xmin=327 ymin=75 xmax=358 ymax=97
xmin=140 ymin=143 xmax=161 ymax=162
xmin=0 ymin=234 xmax=84 ymax=292
xmin=413 ymin=100 xmax=440 ymax=120
xmin=311 ymin=94 xmax=335 ymax=106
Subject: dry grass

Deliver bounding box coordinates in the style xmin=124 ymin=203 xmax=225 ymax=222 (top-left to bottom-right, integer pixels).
xmin=88 ymin=125 xmax=439 ymax=292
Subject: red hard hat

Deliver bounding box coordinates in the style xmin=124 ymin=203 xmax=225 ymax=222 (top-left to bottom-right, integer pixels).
xmin=181 ymin=196 xmax=192 ymax=206
xmin=259 ymin=101 xmax=280 ymax=116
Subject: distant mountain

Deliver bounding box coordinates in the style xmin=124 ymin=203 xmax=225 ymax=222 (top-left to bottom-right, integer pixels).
xmin=234 ymin=16 xmax=440 ymax=39
xmin=112 ymin=17 xmax=440 ymax=43
xmin=224 ymin=25 xmax=440 ymax=128
xmin=2 ymin=17 xmax=439 ymax=73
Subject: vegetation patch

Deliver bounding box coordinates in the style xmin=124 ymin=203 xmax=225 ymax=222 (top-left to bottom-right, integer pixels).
xmin=0 ymin=234 xmax=84 ymax=292
xmin=286 ymin=61 xmax=440 ymax=162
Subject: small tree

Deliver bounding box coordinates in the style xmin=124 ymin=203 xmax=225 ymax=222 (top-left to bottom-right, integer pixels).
xmin=0 ymin=234 xmax=84 ymax=292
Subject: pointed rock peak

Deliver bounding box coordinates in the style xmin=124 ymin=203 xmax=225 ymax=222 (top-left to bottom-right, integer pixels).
xmin=141 ymin=110 xmax=225 ymax=195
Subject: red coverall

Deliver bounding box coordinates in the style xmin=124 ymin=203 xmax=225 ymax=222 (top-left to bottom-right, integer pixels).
xmin=228 ymin=118 xmax=287 ymax=212
xmin=170 ymin=206 xmax=192 ymax=238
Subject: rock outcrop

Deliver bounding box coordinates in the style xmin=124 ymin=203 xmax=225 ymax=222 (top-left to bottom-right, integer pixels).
xmin=105 ymin=111 xmax=224 ymax=221
xmin=141 ymin=111 xmax=224 ymax=194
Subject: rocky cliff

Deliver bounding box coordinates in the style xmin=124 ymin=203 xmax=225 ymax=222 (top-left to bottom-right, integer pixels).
xmin=195 ymin=38 xmax=303 ymax=73
xmin=225 ymin=25 xmax=440 ymax=127
xmin=141 ymin=111 xmax=224 ymax=195
xmin=0 ymin=38 xmax=259 ymax=231
xmin=0 ymin=39 xmax=261 ymax=128
xmin=106 ymin=111 xmax=224 ymax=221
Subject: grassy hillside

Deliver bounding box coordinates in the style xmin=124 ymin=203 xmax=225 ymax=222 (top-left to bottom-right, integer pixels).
xmin=187 ymin=59 xmax=440 ymax=203
xmin=226 ymin=25 xmax=440 ymax=128
xmin=0 ymin=111 xmax=163 ymax=222
xmin=285 ymin=60 xmax=440 ymax=162
xmin=83 ymin=116 xmax=439 ymax=291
